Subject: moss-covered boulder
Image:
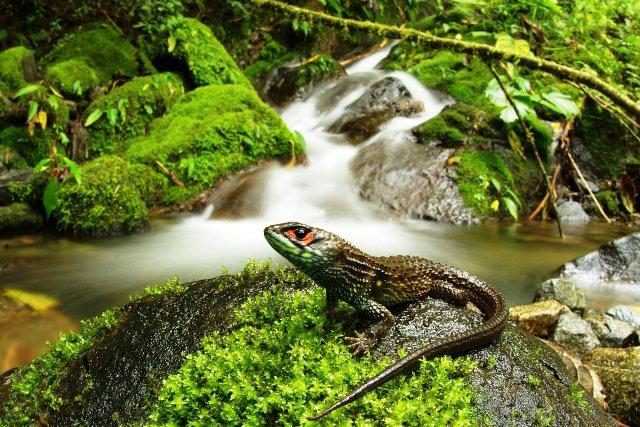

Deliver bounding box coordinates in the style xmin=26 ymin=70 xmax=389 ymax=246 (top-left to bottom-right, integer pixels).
xmin=0 ymin=203 xmax=42 ymax=235
xmin=168 ymin=18 xmax=252 ymax=88
xmin=0 ymin=46 xmax=38 ymax=95
xmin=43 ymin=24 xmax=138 ymax=97
xmin=0 ymin=263 xmax=614 ymax=425
xmin=0 ymin=146 xmax=28 ymax=170
xmin=0 ymin=127 xmax=53 ymax=167
xmin=125 ymin=84 xmax=303 ymax=203
xmin=54 ymin=156 xmax=166 ymax=236
xmin=84 ymin=73 xmax=184 ymax=157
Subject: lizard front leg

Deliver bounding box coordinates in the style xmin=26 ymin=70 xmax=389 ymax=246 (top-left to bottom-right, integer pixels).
xmin=344 ymin=297 xmax=395 ymax=355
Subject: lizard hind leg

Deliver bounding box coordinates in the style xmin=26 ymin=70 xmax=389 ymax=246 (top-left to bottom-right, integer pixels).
xmin=344 ymin=297 xmax=395 ymax=355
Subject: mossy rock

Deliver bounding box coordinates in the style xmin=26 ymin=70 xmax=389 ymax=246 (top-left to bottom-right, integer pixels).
xmin=0 ymin=145 xmax=28 ymax=170
xmin=0 ymin=203 xmax=42 ymax=235
xmin=169 ymin=18 xmax=252 ymax=88
xmin=0 ymin=262 xmax=613 ymax=425
xmin=595 ymin=190 xmax=622 ymax=217
xmin=0 ymin=46 xmax=38 ymax=95
xmin=85 ymin=73 xmax=184 ymax=157
xmin=125 ymin=84 xmax=303 ymax=204
xmin=0 ymin=127 xmax=53 ymax=167
xmin=43 ymin=24 xmax=138 ymax=97
xmin=53 ymin=156 xmax=166 ymax=236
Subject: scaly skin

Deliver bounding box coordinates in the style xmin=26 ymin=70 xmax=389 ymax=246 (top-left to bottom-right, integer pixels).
xmin=264 ymin=221 xmax=508 ymax=420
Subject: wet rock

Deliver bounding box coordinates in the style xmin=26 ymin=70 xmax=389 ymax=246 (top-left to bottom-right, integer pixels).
xmin=601 ymin=316 xmax=637 ymax=347
xmin=533 ymin=278 xmax=586 ymax=312
xmin=560 ymin=232 xmax=640 ymax=284
xmin=315 ymin=74 xmax=373 ymax=114
xmin=0 ymin=269 xmax=613 ymax=426
xmin=509 ymin=299 xmax=569 ymax=338
xmin=329 ymin=77 xmax=424 ymax=143
xmin=263 ymin=55 xmax=346 ymax=107
xmin=551 ymin=312 xmax=600 ymax=355
xmin=556 ymin=200 xmax=590 ymax=222
xmin=0 ymin=203 xmax=42 ymax=235
xmin=588 ymin=347 xmax=640 ymax=426
xmin=350 ymin=139 xmax=479 ymax=224
xmin=606 ymin=305 xmax=640 ymax=328
xmin=0 ymin=169 xmax=32 ymax=206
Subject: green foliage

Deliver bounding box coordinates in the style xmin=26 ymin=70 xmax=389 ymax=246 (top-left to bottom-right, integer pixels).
xmin=125 ymin=84 xmax=303 ymax=204
xmin=84 ymin=73 xmax=184 ymax=156
xmin=33 ymin=148 xmax=82 ymax=219
xmin=143 ymin=276 xmax=187 ymax=297
xmin=0 ymin=46 xmax=35 ymax=95
xmin=168 ymin=18 xmax=252 ymax=88
xmin=294 ymin=54 xmax=343 ymax=88
xmin=53 ymin=156 xmax=164 ymax=235
xmin=0 ymin=127 xmax=60 ymax=167
xmin=43 ymin=24 xmax=138 ymax=96
xmin=0 ymin=203 xmax=42 ymax=235
xmin=456 ymin=151 xmax=522 ymax=219
xmin=0 ymin=308 xmax=120 ymax=426
xmin=595 ymin=190 xmax=622 ymax=216
xmin=148 ymin=288 xmax=478 ymax=425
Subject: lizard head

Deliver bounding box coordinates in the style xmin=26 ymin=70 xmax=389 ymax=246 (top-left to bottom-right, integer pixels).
xmin=264 ymin=222 xmax=341 ymax=270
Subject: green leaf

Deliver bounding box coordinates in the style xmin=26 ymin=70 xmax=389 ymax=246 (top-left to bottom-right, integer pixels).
xmin=118 ymin=98 xmax=129 ymax=122
xmin=27 ymin=101 xmax=39 ymax=122
xmin=47 ymin=95 xmax=60 ymax=110
xmin=490 ymin=177 xmax=502 ymax=192
xmin=167 ymin=34 xmax=177 ymax=53
xmin=62 ymin=157 xmax=82 ymax=184
xmin=495 ymin=34 xmax=534 ymax=57
xmin=13 ymin=84 xmax=40 ymax=98
xmin=84 ymin=109 xmax=104 ymax=127
xmin=43 ymin=180 xmax=59 ymax=219
xmin=502 ymin=197 xmax=519 ymax=220
xmin=505 ymin=188 xmax=522 ymax=208
xmin=144 ymin=105 xmax=154 ymax=115
xmin=540 ymin=91 xmax=580 ymax=118
xmin=106 ymin=108 xmax=118 ymax=126
xmin=34 ymin=158 xmax=52 ymax=172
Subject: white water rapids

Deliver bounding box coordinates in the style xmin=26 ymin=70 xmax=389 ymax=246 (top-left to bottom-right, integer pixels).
xmin=0 ymin=46 xmax=635 ymax=318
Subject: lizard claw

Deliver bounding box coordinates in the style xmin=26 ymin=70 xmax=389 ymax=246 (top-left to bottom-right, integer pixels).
xmin=344 ymin=331 xmax=377 ymax=355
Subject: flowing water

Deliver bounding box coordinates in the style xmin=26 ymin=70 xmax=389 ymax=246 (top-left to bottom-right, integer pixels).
xmin=1 ymin=46 xmax=638 ymax=326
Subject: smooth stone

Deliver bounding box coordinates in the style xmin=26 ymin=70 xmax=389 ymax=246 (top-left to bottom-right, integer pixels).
xmin=534 ymin=278 xmax=586 ymax=312
xmin=509 ymin=299 xmax=570 ymax=338
xmin=551 ymin=312 xmax=600 ymax=355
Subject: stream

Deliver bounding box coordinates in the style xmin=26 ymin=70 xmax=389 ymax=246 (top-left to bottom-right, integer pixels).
xmin=1 ymin=45 xmax=638 ymax=324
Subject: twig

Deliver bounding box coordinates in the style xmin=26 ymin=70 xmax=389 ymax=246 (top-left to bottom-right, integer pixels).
xmin=488 ymin=63 xmax=564 ymax=237
xmin=566 ymin=151 xmax=611 ymax=222
xmin=97 ymin=2 xmax=126 ymax=36
xmin=527 ymin=164 xmax=561 ymax=220
xmin=154 ymin=160 xmax=185 ymax=188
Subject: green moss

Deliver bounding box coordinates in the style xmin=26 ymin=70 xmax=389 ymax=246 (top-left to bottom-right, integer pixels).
xmin=527 ymin=375 xmax=541 ymax=387
xmin=44 ymin=24 xmax=138 ymax=95
xmin=170 ymin=18 xmax=251 ymax=88
xmin=0 ymin=127 xmax=52 ymax=166
xmin=595 ymin=190 xmax=622 ymax=216
xmin=0 ymin=145 xmax=28 ymax=169
xmin=148 ymin=287 xmax=478 ymax=425
xmin=0 ymin=203 xmax=42 ymax=235
xmin=0 ymin=46 xmax=35 ymax=95
xmin=125 ymin=84 xmax=303 ymax=204
xmin=0 ymin=308 xmax=121 ymax=425
xmin=54 ymin=156 xmax=164 ymax=235
xmin=45 ymin=58 xmax=99 ymax=98
xmin=569 ymin=382 xmax=589 ymax=409
xmin=85 ymin=73 xmax=184 ymax=157
xmin=456 ymin=150 xmax=517 ymax=216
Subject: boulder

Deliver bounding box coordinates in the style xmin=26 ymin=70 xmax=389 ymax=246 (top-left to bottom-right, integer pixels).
xmin=589 ymin=347 xmax=640 ymax=426
xmin=0 ymin=46 xmax=39 ymax=95
xmin=586 ymin=311 xmax=637 ymax=348
xmin=329 ymin=77 xmax=423 ymax=143
xmin=555 ymin=200 xmax=590 ymax=222
xmin=0 ymin=169 xmax=32 ymax=206
xmin=509 ymin=299 xmax=569 ymax=338
xmin=606 ymin=305 xmax=640 ymax=328
xmin=0 ymin=203 xmax=42 ymax=235
xmin=533 ymin=278 xmax=586 ymax=312
xmin=560 ymin=232 xmax=640 ymax=284
xmin=0 ymin=265 xmax=613 ymax=426
xmin=551 ymin=312 xmax=600 ymax=355
xmin=350 ymin=139 xmax=479 ymax=224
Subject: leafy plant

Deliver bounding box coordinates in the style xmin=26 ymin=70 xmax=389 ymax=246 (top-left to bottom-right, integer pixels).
xmin=33 ymin=146 xmax=82 ymax=219
xmin=12 ymin=83 xmax=67 ymax=140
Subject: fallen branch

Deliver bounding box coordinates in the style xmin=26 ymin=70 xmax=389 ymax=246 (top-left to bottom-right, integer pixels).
xmin=154 ymin=160 xmax=185 ymax=188
xmin=248 ymin=0 xmax=640 ymax=121
xmin=565 ymin=149 xmax=611 ymax=223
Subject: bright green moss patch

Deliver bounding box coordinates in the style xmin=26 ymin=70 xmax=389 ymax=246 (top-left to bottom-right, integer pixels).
xmin=456 ymin=150 xmax=518 ymax=216
xmin=0 ymin=46 xmax=35 ymax=94
xmin=595 ymin=190 xmax=622 ymax=216
xmin=148 ymin=288 xmax=478 ymax=425
xmin=170 ymin=18 xmax=251 ymax=88
xmin=0 ymin=308 xmax=120 ymax=426
xmin=44 ymin=24 xmax=137 ymax=95
xmin=125 ymin=84 xmax=303 ymax=204
xmin=54 ymin=156 xmax=167 ymax=235
xmin=85 ymin=73 xmax=184 ymax=157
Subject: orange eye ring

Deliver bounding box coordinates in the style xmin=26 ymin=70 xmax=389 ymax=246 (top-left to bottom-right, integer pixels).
xmin=286 ymin=228 xmax=315 ymax=245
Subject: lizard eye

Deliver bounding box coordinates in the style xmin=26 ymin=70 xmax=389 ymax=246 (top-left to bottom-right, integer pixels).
xmin=294 ymin=227 xmax=308 ymax=239
xmin=285 ymin=227 xmax=315 ymax=245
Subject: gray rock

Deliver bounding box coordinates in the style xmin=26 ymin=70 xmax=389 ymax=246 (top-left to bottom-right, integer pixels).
xmin=350 ymin=138 xmax=479 ymax=224
xmin=560 ymin=232 xmax=640 ymax=284
xmin=534 ymin=278 xmax=586 ymax=311
xmin=0 ymin=268 xmax=614 ymax=426
xmin=551 ymin=312 xmax=600 ymax=355
xmin=601 ymin=316 xmax=637 ymax=347
xmin=556 ymin=200 xmax=590 ymax=222
xmin=329 ymin=77 xmax=424 ymax=143
xmin=606 ymin=305 xmax=640 ymax=328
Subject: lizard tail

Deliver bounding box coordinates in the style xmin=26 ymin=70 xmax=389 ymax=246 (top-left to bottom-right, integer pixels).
xmin=308 ymin=283 xmax=509 ymax=420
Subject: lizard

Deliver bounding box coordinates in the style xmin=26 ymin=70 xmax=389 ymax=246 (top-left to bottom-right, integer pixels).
xmin=263 ymin=221 xmax=509 ymax=420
